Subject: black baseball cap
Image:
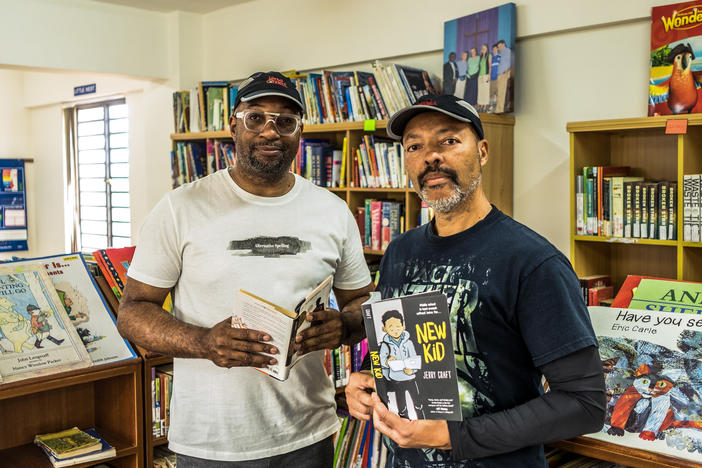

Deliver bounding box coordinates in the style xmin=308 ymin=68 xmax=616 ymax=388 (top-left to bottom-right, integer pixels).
xmin=233 ymin=71 xmax=304 ymax=115
xmin=387 ymin=94 xmax=484 ymax=140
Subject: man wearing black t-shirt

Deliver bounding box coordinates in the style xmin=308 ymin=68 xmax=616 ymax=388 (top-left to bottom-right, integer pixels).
xmin=345 ymin=94 xmax=606 ymax=467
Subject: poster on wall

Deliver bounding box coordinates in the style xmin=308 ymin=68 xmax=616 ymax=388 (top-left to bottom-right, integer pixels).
xmin=0 ymin=159 xmax=28 ymax=251
xmin=442 ymin=3 xmax=516 ymax=114
xmin=649 ymin=1 xmax=702 ymax=115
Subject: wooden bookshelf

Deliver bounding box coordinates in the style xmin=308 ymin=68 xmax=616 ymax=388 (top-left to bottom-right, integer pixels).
xmin=566 ymin=115 xmax=702 ymax=467
xmin=0 ymin=359 xmax=143 ymax=468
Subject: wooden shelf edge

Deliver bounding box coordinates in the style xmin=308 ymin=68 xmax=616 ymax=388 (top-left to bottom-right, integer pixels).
xmin=151 ymin=435 xmax=169 ymax=447
xmin=566 ymin=114 xmax=702 ymax=133
xmin=573 ymin=235 xmax=678 ymax=247
xmin=550 ymin=437 xmax=700 ymax=468
xmin=682 ymin=242 xmax=702 ymax=248
xmin=0 ymin=358 xmax=142 ymax=400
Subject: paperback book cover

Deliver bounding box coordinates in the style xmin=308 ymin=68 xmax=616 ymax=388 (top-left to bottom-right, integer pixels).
xmin=586 ymin=306 xmax=702 ymax=463
xmin=629 ymin=278 xmax=702 ymax=314
xmin=232 ymin=275 xmax=333 ymax=381
xmin=362 ymin=291 xmax=462 ymax=421
xmin=0 ymin=263 xmax=92 ymax=383
xmin=6 ymin=254 xmax=135 ymax=365
xmin=649 ymin=1 xmax=702 ymax=115
xmin=443 ymin=3 xmax=516 ymax=113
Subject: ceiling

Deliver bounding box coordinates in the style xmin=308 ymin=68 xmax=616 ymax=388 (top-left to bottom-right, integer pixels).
xmin=87 ymin=0 xmax=254 ymax=13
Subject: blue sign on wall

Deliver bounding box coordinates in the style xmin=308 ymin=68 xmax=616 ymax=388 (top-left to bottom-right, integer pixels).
xmin=74 ymin=83 xmax=96 ymax=96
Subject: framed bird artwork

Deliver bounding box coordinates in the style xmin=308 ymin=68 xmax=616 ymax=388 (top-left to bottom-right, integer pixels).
xmin=649 ymin=1 xmax=702 ymax=116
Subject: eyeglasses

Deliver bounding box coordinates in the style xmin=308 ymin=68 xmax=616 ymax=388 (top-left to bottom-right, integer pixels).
xmin=235 ymin=110 xmax=301 ymax=136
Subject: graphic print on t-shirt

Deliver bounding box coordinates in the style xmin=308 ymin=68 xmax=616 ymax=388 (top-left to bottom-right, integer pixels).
xmin=379 ymin=257 xmax=496 ymax=418
xmin=228 ymin=236 xmax=311 ymax=258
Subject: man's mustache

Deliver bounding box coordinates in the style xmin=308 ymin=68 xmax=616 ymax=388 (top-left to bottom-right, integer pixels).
xmin=419 ymin=164 xmax=459 ymax=188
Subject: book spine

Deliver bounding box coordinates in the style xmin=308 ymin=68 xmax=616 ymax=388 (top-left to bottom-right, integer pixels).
xmin=693 ymin=175 xmax=701 ymax=242
xmin=586 ymin=176 xmax=595 ymax=235
xmin=603 ymin=177 xmax=611 ymax=237
xmin=611 ymin=177 xmax=624 ymax=237
xmin=669 ymin=181 xmax=677 ymax=241
xmin=633 ymin=182 xmax=641 ymax=238
xmin=389 ymin=202 xmax=401 ymax=241
xmin=624 ymin=181 xmax=634 ymax=238
xmin=370 ymin=201 xmax=383 ymax=251
xmin=364 ymin=199 xmax=373 ymax=247
xmin=659 ymin=182 xmax=668 ymax=240
xmin=381 ymin=201 xmax=391 ymax=251
xmin=640 ymin=183 xmax=649 ymax=239
xmin=684 ymin=174 xmax=693 ymax=242
xmin=649 ymin=182 xmax=658 ymax=239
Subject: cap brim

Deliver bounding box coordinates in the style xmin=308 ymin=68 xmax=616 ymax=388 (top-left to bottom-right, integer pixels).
xmin=240 ymin=91 xmax=304 ymax=113
xmin=386 ymin=105 xmax=481 ymax=140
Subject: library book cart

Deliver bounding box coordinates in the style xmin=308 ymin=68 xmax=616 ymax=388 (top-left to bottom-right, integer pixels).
xmin=557 ymin=114 xmax=702 ymax=467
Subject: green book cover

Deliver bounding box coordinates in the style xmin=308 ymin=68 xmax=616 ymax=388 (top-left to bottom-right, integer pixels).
xmin=629 ymin=278 xmax=702 ymax=314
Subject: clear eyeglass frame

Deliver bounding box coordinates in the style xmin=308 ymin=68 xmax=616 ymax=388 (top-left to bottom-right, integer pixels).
xmin=235 ymin=110 xmax=301 ymax=136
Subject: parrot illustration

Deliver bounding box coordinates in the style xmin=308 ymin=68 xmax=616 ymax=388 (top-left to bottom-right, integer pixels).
xmin=667 ymin=43 xmax=698 ymax=114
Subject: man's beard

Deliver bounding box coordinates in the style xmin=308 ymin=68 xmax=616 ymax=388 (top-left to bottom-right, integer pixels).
xmin=418 ymin=162 xmax=481 ymax=214
xmin=235 ymin=136 xmax=295 ymax=182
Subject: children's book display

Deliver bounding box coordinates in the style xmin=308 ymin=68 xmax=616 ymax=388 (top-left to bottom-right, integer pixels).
xmin=232 ymin=275 xmax=333 ymax=381
xmin=8 ymin=253 xmax=135 ymax=365
xmin=587 ymin=306 xmax=702 ymax=463
xmin=0 ymin=262 xmax=91 ymax=383
xmin=649 ymin=1 xmax=702 ymax=115
xmin=362 ymin=291 xmax=462 ymax=421
xmin=34 ymin=426 xmax=116 ymax=467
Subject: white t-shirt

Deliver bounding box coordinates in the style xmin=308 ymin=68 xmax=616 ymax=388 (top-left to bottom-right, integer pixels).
xmin=127 ymin=169 xmax=370 ymax=461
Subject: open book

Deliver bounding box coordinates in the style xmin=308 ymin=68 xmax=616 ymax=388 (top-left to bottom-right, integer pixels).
xmin=232 ymin=275 xmax=333 ymax=381
xmin=362 ymin=290 xmax=462 ymax=421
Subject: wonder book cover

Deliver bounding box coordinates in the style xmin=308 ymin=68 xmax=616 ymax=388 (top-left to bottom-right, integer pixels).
xmin=443 ymin=3 xmax=516 ymax=113
xmin=232 ymin=275 xmax=332 ymax=381
xmin=585 ymin=306 xmax=702 ymax=463
xmin=362 ymin=291 xmax=462 ymax=421
xmin=649 ymin=1 xmax=702 ymax=115
xmin=0 ymin=263 xmax=91 ymax=384
xmin=6 ymin=254 xmax=135 ymax=365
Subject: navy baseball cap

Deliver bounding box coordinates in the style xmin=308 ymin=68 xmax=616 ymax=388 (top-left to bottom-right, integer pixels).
xmin=234 ymin=71 xmax=304 ymax=115
xmin=387 ymin=94 xmax=484 ymax=140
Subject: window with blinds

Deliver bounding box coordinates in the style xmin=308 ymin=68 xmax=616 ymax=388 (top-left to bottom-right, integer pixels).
xmin=76 ymin=99 xmax=130 ymax=251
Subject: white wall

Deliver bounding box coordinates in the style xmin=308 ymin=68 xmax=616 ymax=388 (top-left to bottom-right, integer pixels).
xmin=0 ymin=70 xmax=29 ymax=156
xmin=0 ymin=0 xmax=170 ymax=80
xmin=200 ymin=0 xmax=662 ymax=254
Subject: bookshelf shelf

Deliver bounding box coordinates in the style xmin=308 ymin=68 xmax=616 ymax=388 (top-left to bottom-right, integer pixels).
xmin=0 ymin=359 xmax=143 ymax=468
xmin=573 ymin=235 xmax=678 ymax=247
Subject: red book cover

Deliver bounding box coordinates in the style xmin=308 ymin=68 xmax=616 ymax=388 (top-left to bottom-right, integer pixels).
xmin=93 ymin=246 xmax=136 ymax=300
xmin=649 ymin=1 xmax=702 ymax=115
xmin=370 ymin=201 xmax=383 ymax=251
xmin=611 ymin=274 xmax=683 ymax=308
xmin=588 ymin=285 xmax=614 ymax=306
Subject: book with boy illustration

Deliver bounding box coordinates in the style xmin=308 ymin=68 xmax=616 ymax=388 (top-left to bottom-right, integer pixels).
xmin=362 ymin=290 xmax=462 ymax=421
xmin=232 ymin=275 xmax=333 ymax=381
xmin=586 ymin=306 xmax=702 ymax=463
xmin=0 ymin=262 xmax=91 ymax=383
xmin=7 ymin=253 xmax=135 ymax=365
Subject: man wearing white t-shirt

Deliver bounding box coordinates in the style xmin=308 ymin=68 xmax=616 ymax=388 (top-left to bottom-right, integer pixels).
xmin=117 ymin=71 xmax=374 ymax=467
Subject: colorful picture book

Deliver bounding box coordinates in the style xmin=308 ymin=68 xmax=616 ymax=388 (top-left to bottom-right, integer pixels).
xmin=587 ymin=306 xmax=702 ymax=463
xmin=7 ymin=253 xmax=135 ymax=365
xmin=93 ymin=246 xmax=136 ymax=300
xmin=232 ymin=275 xmax=333 ymax=381
xmin=35 ymin=427 xmax=115 ymax=467
xmin=0 ymin=262 xmax=92 ymax=383
xmin=649 ymin=1 xmax=702 ymax=115
xmin=362 ymin=291 xmax=462 ymax=421
xmin=443 ymin=3 xmax=516 ymax=113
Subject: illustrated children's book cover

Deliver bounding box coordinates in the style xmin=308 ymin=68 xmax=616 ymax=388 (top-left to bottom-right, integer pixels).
xmin=443 ymin=3 xmax=516 ymax=113
xmin=586 ymin=306 xmax=702 ymax=462
xmin=0 ymin=263 xmax=91 ymax=383
xmin=649 ymin=1 xmax=702 ymax=115
xmin=629 ymin=278 xmax=702 ymax=314
xmin=362 ymin=291 xmax=462 ymax=421
xmin=232 ymin=275 xmax=333 ymax=381
xmin=6 ymin=254 xmax=135 ymax=365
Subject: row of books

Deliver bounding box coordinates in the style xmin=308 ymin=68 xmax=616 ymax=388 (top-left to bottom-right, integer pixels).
xmin=291 ymin=61 xmax=436 ymax=125
xmin=172 ymin=81 xmax=239 ymax=133
xmin=152 ymin=364 xmax=173 ymax=438
xmin=295 ymin=139 xmax=343 ymax=187
xmin=683 ymin=174 xmax=702 ymax=242
xmin=34 ymin=426 xmax=116 ymax=467
xmin=576 ymin=167 xmax=677 ymax=240
xmin=325 ymin=340 xmax=367 ymax=388
xmin=355 ymin=199 xmax=404 ymax=251
xmin=170 ymin=140 xmax=235 ymax=187
xmin=578 ymin=274 xmax=613 ymax=307
xmin=333 ymin=415 xmax=386 ymax=468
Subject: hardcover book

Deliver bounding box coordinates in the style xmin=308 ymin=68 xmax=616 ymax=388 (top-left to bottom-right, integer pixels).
xmin=0 ymin=263 xmax=91 ymax=383
xmin=7 ymin=254 xmax=135 ymax=365
xmin=35 ymin=427 xmax=115 ymax=467
xmin=232 ymin=275 xmax=333 ymax=381
xmin=649 ymin=1 xmax=702 ymax=115
xmin=443 ymin=3 xmax=516 ymax=113
xmin=362 ymin=291 xmax=462 ymax=421
xmin=586 ymin=306 xmax=702 ymax=463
